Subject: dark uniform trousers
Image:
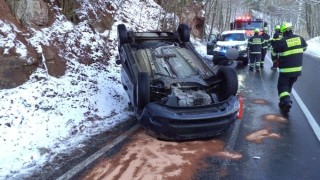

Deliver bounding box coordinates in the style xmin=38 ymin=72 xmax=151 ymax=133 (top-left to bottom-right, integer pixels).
xmin=271 ymin=51 xmax=279 ymax=67
xmin=273 ymin=32 xmax=307 ymax=103
xmin=249 ymin=54 xmax=261 ymax=68
xmin=261 ymin=33 xmax=270 ymax=67
xmin=277 ymin=75 xmax=298 ymax=102
xmin=261 ymin=48 xmax=267 ymax=62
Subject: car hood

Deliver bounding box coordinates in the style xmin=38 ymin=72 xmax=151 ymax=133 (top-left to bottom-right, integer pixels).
xmin=217 ymin=41 xmax=247 ymax=46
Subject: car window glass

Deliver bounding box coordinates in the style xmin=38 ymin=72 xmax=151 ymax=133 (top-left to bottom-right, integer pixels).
xmin=236 ymin=22 xmax=262 ymax=30
xmin=221 ymin=33 xmax=245 ymax=41
xmin=208 ymin=34 xmax=217 ymax=42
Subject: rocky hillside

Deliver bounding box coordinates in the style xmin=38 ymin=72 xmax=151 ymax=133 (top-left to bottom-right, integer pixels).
xmin=0 ymin=0 xmax=205 ymax=91
xmin=0 ymin=0 xmax=113 ymax=89
xmin=0 ymin=0 xmax=204 ymax=178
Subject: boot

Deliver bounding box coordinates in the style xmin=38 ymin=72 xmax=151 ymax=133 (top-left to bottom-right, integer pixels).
xmin=279 ymin=100 xmax=292 ymax=114
xmin=260 ymin=62 xmax=264 ymax=68
xmin=255 ymin=66 xmax=260 ymax=72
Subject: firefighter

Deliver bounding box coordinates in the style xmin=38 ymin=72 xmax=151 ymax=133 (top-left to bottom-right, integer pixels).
xmin=247 ymin=28 xmax=264 ymax=72
xmin=260 ymin=27 xmax=271 ymax=68
xmin=270 ymin=25 xmax=282 ymax=70
xmin=273 ymin=22 xmax=307 ymax=114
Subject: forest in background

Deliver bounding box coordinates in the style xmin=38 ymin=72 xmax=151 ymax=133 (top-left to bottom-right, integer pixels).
xmin=158 ymin=0 xmax=320 ymax=39
xmin=6 ymin=0 xmax=320 ymax=39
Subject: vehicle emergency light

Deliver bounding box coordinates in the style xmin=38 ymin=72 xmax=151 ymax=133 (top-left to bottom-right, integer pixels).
xmin=236 ymin=16 xmax=251 ymax=21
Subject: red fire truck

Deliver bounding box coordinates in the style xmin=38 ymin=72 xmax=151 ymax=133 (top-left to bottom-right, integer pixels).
xmin=230 ymin=15 xmax=267 ymax=36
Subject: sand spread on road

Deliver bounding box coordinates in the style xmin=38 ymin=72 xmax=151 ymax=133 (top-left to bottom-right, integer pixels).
xmin=82 ymin=129 xmax=242 ymax=180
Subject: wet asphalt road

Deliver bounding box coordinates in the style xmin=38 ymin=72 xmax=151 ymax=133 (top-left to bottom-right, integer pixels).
xmin=195 ymin=55 xmax=320 ymax=179
xmin=294 ymin=54 xmax=320 ymax=124
xmin=74 ymin=54 xmax=320 ymax=180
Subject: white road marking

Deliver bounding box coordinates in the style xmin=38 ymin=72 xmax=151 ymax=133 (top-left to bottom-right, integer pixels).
xmin=57 ymin=124 xmax=140 ymax=180
xmin=267 ymin=55 xmax=320 ymax=142
xmin=292 ymin=89 xmax=320 ymax=141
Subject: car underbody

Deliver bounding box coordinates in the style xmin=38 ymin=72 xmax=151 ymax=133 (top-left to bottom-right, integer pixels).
xmin=117 ymin=24 xmax=240 ymax=140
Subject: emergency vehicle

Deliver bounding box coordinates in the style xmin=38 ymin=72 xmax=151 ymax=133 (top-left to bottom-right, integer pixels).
xmin=207 ymin=15 xmax=268 ymax=65
xmin=230 ymin=15 xmax=268 ymax=36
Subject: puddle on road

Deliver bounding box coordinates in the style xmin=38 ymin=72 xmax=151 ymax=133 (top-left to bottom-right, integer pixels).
xmin=246 ymin=129 xmax=281 ymax=143
xmin=252 ymin=99 xmax=269 ymax=105
xmin=82 ymin=129 xmax=242 ymax=180
xmin=263 ymin=114 xmax=287 ymax=123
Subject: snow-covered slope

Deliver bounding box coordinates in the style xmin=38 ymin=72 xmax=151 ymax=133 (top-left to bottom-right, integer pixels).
xmin=0 ymin=0 xmax=164 ymax=178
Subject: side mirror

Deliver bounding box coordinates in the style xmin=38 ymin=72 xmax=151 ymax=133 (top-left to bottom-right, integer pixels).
xmin=264 ymin=22 xmax=268 ymax=27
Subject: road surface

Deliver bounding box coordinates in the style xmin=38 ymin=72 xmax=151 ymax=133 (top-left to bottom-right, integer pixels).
xmin=60 ymin=54 xmax=320 ymax=180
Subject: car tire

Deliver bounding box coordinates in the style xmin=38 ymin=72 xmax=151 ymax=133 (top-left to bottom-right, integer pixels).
xmin=177 ymin=23 xmax=190 ymax=42
xmin=243 ymin=57 xmax=249 ymax=66
xmin=117 ymin=24 xmax=128 ymax=50
xmin=217 ymin=66 xmax=238 ymax=101
xmin=136 ymin=72 xmax=150 ymax=108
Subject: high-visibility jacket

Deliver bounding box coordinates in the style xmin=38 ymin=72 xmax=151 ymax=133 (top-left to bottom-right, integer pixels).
xmin=270 ymin=31 xmax=282 ymax=48
xmin=248 ymin=34 xmax=264 ymax=54
xmin=273 ymin=31 xmax=308 ymax=76
xmin=261 ymin=33 xmax=271 ymax=49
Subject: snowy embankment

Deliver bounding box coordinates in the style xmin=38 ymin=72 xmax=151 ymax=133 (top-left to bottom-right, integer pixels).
xmin=306 ymin=37 xmax=320 ymax=58
xmin=0 ymin=0 xmax=163 ymax=178
xmin=1 ymin=0 xmax=319 ymax=177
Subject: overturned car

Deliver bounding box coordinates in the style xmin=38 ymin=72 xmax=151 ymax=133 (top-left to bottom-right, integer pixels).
xmin=117 ymin=23 xmax=240 ymax=140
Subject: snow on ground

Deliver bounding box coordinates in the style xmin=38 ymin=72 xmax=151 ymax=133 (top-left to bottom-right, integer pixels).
xmin=306 ymin=36 xmax=320 ymax=58
xmin=0 ymin=0 xmax=163 ymax=178
xmin=0 ymin=20 xmax=27 ymax=58
xmin=1 ymin=0 xmax=319 ymax=177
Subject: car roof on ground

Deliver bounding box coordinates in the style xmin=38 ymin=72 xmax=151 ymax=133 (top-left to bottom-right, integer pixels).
xmin=221 ymin=30 xmax=246 ymax=35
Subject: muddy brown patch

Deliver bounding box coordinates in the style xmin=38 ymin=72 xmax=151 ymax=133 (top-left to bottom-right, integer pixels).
xmin=252 ymin=99 xmax=269 ymax=105
xmin=263 ymin=114 xmax=287 ymax=123
xmin=81 ymin=129 xmax=242 ymax=180
xmin=246 ymin=129 xmax=281 ymax=143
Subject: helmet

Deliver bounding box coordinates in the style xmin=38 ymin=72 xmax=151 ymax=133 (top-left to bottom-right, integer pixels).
xmin=274 ymin=25 xmax=280 ymax=30
xmin=254 ymin=28 xmax=260 ymax=33
xmin=280 ymin=22 xmax=293 ymax=33
xmin=263 ymin=27 xmax=268 ymax=32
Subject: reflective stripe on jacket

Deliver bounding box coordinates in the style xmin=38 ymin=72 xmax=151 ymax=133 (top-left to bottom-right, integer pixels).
xmin=273 ymin=32 xmax=308 ymax=76
xmin=261 ymin=33 xmax=271 ymax=49
xmin=248 ymin=34 xmax=264 ymax=54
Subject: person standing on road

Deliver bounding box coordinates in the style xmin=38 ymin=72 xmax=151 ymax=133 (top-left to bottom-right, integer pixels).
xmin=273 ymin=22 xmax=308 ymax=114
xmin=270 ymin=25 xmax=282 ymax=70
xmin=247 ymin=28 xmax=264 ymax=72
xmin=260 ymin=27 xmax=271 ymax=68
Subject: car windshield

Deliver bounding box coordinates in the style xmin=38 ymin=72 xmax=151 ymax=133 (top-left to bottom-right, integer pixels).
xmin=235 ymin=22 xmax=262 ymax=30
xmin=221 ymin=33 xmax=245 ymax=41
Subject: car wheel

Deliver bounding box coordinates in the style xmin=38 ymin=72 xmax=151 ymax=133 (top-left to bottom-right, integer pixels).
xmin=217 ymin=66 xmax=238 ymax=101
xmin=117 ymin=24 xmax=128 ymax=50
xmin=177 ymin=23 xmax=190 ymax=42
xmin=243 ymin=57 xmax=249 ymax=66
xmin=136 ymin=72 xmax=150 ymax=108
